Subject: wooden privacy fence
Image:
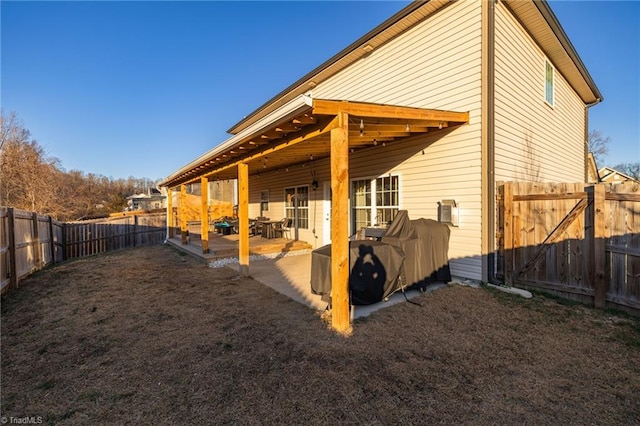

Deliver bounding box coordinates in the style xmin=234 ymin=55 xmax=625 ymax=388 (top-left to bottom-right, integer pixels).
xmin=497 ymin=182 xmax=640 ymax=313
xmin=0 ymin=208 xmax=166 ymax=294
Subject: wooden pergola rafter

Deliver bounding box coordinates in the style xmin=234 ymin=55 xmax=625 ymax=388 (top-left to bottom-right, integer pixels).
xmin=164 ymin=99 xmax=468 ymax=187
xmin=163 ymin=98 xmax=468 ymax=333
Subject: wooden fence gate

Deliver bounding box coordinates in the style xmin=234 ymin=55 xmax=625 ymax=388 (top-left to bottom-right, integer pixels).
xmin=498 ymin=182 xmax=640 ymax=313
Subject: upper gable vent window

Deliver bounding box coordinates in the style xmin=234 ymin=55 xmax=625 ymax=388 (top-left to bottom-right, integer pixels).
xmin=545 ymin=60 xmax=554 ymax=107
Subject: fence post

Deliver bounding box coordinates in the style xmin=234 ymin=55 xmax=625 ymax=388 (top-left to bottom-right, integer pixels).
xmin=133 ymin=215 xmax=138 ymax=247
xmin=503 ymin=183 xmax=514 ymax=286
xmin=7 ymin=208 xmax=18 ymax=289
xmin=31 ymin=212 xmax=41 ymax=270
xmin=62 ymin=223 xmax=68 ymax=261
xmin=48 ymin=215 xmax=55 ymax=265
xmin=587 ymin=184 xmax=606 ymax=308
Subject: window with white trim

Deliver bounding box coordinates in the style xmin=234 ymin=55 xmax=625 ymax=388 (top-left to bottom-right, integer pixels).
xmin=260 ymin=190 xmax=269 ymax=215
xmin=545 ymin=60 xmax=554 ymax=106
xmin=351 ymin=175 xmax=399 ymax=231
xmin=284 ymin=186 xmax=309 ymax=229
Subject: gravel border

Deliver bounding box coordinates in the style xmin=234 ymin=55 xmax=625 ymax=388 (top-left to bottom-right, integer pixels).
xmin=208 ymin=249 xmax=312 ymax=268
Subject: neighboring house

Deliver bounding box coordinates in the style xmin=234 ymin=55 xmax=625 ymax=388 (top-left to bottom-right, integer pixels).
xmin=587 ymin=152 xmax=600 ymax=184
xmin=598 ymin=167 xmax=639 ymax=184
xmin=161 ymin=0 xmax=601 ymax=289
xmin=127 ymin=188 xmax=166 ymax=211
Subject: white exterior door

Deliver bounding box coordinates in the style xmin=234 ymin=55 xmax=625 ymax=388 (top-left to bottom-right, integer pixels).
xmin=322 ymin=181 xmax=332 ymax=246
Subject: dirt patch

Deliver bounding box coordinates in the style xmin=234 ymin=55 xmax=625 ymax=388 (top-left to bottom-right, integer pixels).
xmin=2 ymin=245 xmax=639 ymax=424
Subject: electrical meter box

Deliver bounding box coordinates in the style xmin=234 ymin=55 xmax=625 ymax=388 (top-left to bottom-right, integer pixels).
xmin=438 ymin=199 xmax=459 ymax=226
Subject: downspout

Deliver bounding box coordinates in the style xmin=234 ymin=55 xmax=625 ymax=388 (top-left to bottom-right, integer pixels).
xmin=584 ymin=97 xmax=603 ymax=183
xmin=482 ymin=0 xmax=498 ymax=285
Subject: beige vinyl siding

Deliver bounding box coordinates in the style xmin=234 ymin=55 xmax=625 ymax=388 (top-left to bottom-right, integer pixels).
xmin=247 ymin=126 xmax=484 ymax=279
xmin=309 ymin=0 xmax=483 ymax=280
xmin=494 ymin=1 xmax=586 ymax=183
xmin=248 ymin=164 xmax=329 ymax=247
xmin=246 ymin=1 xmax=485 ymax=280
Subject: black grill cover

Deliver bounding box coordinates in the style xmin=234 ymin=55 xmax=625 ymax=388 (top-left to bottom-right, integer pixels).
xmin=381 ymin=211 xmax=451 ymax=287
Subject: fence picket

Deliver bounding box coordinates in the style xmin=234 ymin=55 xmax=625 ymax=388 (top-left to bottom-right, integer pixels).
xmin=500 ymin=182 xmax=640 ymax=313
xmin=0 ymin=209 xmax=166 ymax=294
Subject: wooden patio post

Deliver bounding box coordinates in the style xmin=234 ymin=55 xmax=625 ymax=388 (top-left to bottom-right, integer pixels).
xmin=180 ymin=184 xmax=188 ymax=245
xmin=238 ymin=163 xmax=250 ymax=277
xmin=201 ymin=177 xmax=210 ymax=254
xmin=588 ymin=184 xmax=606 ymax=308
xmin=330 ymin=111 xmax=351 ymax=334
xmin=167 ymin=188 xmax=174 ymax=238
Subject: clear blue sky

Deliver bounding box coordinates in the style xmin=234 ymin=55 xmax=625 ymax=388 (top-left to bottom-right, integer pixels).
xmin=2 ymin=1 xmax=638 ymax=181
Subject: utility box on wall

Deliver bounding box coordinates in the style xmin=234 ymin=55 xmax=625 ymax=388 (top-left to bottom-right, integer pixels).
xmin=438 ymin=199 xmax=459 ymax=227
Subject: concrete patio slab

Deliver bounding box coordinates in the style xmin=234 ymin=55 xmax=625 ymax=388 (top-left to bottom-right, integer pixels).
xmin=225 ymin=252 xmax=448 ymax=319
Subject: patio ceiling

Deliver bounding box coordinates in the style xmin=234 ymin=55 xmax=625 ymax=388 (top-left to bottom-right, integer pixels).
xmin=164 ymin=98 xmax=469 ymax=187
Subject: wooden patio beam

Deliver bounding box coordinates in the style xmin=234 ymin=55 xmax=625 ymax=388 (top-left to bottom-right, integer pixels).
xmin=180 ymin=184 xmax=188 ymax=245
xmin=200 ymin=116 xmax=340 ymax=182
xmin=331 ymin=111 xmax=351 ymax=334
xmin=238 ymin=162 xmax=250 ymax=278
xmin=201 ymin=177 xmax=209 ymax=254
xmin=313 ymin=99 xmax=469 ymax=123
xmin=167 ymin=188 xmax=174 ymax=238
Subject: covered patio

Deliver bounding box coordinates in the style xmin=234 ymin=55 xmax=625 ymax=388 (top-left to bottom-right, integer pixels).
xmin=161 ymin=96 xmax=468 ymax=332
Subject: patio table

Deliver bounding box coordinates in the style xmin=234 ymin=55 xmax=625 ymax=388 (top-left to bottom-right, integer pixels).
xmin=259 ymin=220 xmax=283 ymax=239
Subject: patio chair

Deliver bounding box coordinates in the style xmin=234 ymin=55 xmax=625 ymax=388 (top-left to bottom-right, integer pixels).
xmin=272 ymin=218 xmax=291 ymax=240
xmin=252 ymin=217 xmax=269 ymax=236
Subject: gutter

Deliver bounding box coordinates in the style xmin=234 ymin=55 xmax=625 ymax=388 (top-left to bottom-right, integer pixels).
xmin=534 ymin=0 xmax=603 ymax=103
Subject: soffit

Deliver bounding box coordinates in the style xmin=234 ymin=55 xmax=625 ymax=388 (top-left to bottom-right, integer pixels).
xmin=503 ymin=0 xmax=601 ymax=104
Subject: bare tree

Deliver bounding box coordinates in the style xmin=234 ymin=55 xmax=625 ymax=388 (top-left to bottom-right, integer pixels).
xmin=587 ymin=130 xmax=611 ymax=166
xmin=1 ymin=110 xmax=160 ymax=220
xmin=0 ymin=112 xmax=59 ymax=212
xmin=0 ymin=110 xmax=29 ymax=150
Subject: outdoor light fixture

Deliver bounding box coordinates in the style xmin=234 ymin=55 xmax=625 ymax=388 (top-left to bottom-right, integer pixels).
xmin=373 ymin=139 xmax=378 ymax=146
xmin=438 ymin=122 xmax=443 ymax=130
xmin=360 ymin=119 xmax=364 ymax=136
xmin=309 ymin=154 xmax=313 ymax=161
xmin=406 ymin=123 xmax=410 ymax=132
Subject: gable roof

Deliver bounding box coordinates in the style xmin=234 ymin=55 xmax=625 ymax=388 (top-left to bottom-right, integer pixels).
xmin=161 ymin=0 xmax=602 ymax=188
xmin=599 ymin=167 xmax=638 ymax=183
xmin=228 ymin=0 xmax=602 ymax=136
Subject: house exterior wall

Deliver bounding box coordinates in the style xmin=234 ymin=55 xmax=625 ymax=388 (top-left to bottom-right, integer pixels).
xmin=244 ymin=0 xmax=590 ymax=282
xmin=494 ymin=1 xmax=587 ymax=183
xmin=249 ymin=0 xmax=485 ymax=280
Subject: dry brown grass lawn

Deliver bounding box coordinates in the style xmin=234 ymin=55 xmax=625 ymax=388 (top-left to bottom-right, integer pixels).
xmin=1 ymin=244 xmax=639 ymax=425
